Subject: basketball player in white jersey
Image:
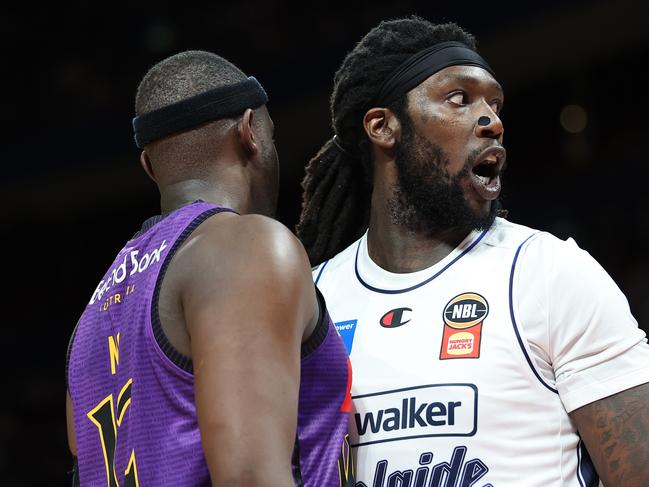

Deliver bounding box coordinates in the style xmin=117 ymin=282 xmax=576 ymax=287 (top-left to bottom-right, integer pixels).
xmin=297 ymin=17 xmax=649 ymax=486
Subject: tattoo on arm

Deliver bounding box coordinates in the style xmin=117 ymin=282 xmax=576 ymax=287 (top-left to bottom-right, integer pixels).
xmin=571 ymin=382 xmax=649 ymax=486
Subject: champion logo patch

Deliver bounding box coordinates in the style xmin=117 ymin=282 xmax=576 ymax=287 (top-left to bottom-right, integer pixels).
xmin=440 ymin=293 xmax=488 ymax=360
xmin=380 ymin=307 xmax=412 ymax=328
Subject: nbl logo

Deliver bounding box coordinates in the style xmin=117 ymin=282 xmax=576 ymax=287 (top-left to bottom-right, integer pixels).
xmin=444 ymin=295 xmax=488 ymax=328
xmin=440 ymin=293 xmax=489 ymax=360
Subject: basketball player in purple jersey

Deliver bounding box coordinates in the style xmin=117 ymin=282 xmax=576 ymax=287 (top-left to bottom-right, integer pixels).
xmin=65 ymin=51 xmax=353 ymax=486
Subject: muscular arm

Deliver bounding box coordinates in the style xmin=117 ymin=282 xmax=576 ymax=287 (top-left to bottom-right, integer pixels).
xmin=571 ymin=382 xmax=649 ymax=486
xmin=176 ymin=214 xmax=317 ymax=486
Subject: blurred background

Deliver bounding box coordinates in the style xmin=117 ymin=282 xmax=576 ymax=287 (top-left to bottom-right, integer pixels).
xmin=3 ymin=1 xmax=649 ymax=484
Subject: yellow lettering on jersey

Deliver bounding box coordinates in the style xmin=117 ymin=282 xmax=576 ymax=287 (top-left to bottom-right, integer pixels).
xmin=87 ymin=378 xmax=139 ymax=487
xmin=116 ymin=378 xmax=133 ymax=427
xmin=114 ymin=293 xmax=121 ymax=304
xmin=87 ymin=395 xmax=119 ymax=487
xmin=338 ymin=433 xmax=355 ymax=486
xmin=109 ymin=333 xmax=121 ymax=375
xmin=124 ymin=449 xmax=140 ymax=487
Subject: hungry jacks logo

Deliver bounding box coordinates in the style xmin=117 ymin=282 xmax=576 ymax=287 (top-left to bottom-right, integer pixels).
xmin=440 ymin=293 xmax=488 ymax=360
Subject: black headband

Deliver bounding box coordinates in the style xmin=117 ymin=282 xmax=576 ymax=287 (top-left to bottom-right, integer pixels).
xmin=133 ymin=76 xmax=268 ymax=148
xmin=376 ymin=41 xmax=495 ymax=106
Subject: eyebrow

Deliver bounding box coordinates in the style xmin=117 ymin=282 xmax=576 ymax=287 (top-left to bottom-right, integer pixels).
xmin=438 ymin=72 xmax=503 ymax=93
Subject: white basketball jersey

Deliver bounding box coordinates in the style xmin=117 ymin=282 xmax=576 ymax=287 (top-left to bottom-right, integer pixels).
xmin=314 ymin=218 xmax=649 ymax=487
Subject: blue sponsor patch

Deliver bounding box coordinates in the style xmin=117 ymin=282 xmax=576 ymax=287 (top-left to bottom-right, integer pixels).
xmin=335 ymin=319 xmax=358 ymax=355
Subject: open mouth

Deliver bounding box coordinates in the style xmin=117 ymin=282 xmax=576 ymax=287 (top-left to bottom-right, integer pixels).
xmin=472 ymin=158 xmax=500 ymax=185
xmin=470 ymin=147 xmax=506 ymax=199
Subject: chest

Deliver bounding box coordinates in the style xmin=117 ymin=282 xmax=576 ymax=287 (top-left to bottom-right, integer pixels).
xmin=318 ymin=248 xmax=547 ymax=405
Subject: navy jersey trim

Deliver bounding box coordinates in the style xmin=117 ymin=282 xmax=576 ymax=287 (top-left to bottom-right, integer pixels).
xmin=151 ymin=207 xmax=235 ymax=373
xmin=301 ymin=287 xmax=331 ymax=359
xmin=576 ymin=437 xmax=599 ymax=487
xmin=133 ymin=214 xmax=166 ymax=239
xmin=314 ymin=260 xmax=330 ymax=285
xmin=291 ymin=434 xmax=304 ymax=487
xmin=354 ymin=229 xmax=487 ymax=294
xmin=509 ymin=233 xmax=558 ymax=394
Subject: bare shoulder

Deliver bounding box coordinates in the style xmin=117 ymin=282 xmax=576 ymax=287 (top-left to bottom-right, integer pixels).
xmin=219 ymin=213 xmax=306 ymax=251
xmin=187 ymin=212 xmax=308 ymax=271
xmin=183 ymin=214 xmax=313 ymax=485
xmin=171 ymin=212 xmax=313 ymax=300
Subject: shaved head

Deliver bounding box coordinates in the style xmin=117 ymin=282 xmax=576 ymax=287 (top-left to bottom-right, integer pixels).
xmin=135 ymin=50 xmax=247 ymax=116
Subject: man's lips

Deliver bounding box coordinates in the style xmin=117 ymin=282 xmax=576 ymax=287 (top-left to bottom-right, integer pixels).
xmin=470 ymin=146 xmax=506 ymax=200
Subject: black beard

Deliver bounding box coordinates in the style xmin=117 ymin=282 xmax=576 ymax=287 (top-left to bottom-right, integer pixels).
xmin=388 ymin=117 xmax=501 ymax=235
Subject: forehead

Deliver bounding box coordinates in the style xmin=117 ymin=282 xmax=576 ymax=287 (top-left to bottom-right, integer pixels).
xmin=416 ymin=65 xmax=503 ymax=95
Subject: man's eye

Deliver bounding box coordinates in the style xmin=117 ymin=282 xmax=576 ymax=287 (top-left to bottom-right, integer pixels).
xmin=448 ymin=92 xmax=467 ymax=105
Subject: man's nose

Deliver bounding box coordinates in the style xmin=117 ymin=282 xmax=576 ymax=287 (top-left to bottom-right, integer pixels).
xmin=475 ymin=109 xmax=503 ymax=140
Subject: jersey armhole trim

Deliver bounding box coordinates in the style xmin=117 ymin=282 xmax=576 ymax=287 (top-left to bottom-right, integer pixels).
xmin=291 ymin=433 xmax=304 ymax=486
xmin=151 ymin=207 xmax=235 ymax=374
xmin=576 ymin=436 xmax=599 ymax=487
xmin=301 ymin=287 xmax=331 ymax=359
xmin=314 ymin=260 xmax=329 ymax=286
xmin=509 ymin=232 xmax=558 ymax=394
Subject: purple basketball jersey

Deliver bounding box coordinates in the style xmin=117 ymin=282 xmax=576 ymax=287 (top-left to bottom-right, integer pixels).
xmin=295 ymin=293 xmax=354 ymax=486
xmin=67 ymin=201 xmax=353 ymax=486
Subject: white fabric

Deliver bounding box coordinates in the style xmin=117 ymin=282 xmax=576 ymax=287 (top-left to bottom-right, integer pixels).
xmin=314 ymin=217 xmax=649 ymax=487
xmin=513 ymin=231 xmax=649 ymax=413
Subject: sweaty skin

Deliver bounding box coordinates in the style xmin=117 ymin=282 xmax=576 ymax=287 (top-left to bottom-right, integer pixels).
xmin=364 ymin=66 xmax=504 ymax=273
xmin=169 ymin=212 xmax=318 ymax=485
xmin=67 ymin=105 xmax=320 ymax=486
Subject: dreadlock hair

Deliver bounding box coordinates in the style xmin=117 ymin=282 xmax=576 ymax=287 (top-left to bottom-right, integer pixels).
xmin=134 ymin=51 xmax=249 ymax=176
xmin=296 ymin=16 xmax=477 ymax=265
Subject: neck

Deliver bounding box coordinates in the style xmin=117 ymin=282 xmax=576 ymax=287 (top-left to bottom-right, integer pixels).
xmin=159 ymin=178 xmax=251 ymax=215
xmin=366 ymin=212 xmax=471 ymax=274
xmin=366 ymin=176 xmax=471 ymax=273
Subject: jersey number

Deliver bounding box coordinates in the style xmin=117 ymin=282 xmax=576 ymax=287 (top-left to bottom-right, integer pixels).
xmin=87 ymin=379 xmax=140 ymax=486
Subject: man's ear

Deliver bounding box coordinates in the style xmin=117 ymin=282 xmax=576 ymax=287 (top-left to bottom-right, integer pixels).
xmin=363 ymin=107 xmax=401 ymax=150
xmin=140 ymin=151 xmax=156 ymax=182
xmin=237 ymin=108 xmax=258 ymax=158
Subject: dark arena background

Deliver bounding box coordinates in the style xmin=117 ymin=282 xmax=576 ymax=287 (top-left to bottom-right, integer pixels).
xmin=3 ymin=1 xmax=649 ymax=485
